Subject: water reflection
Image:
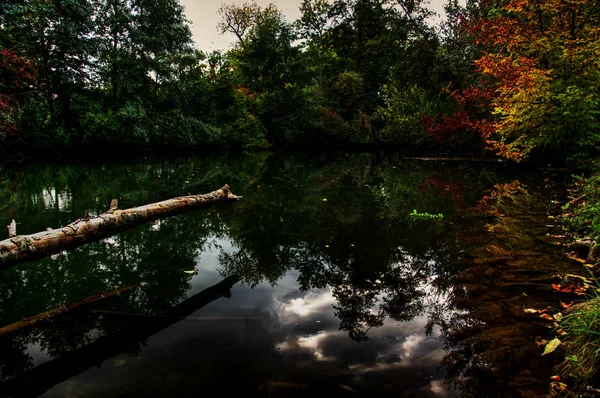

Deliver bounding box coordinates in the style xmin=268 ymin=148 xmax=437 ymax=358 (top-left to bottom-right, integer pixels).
xmin=0 ymin=154 xmax=575 ymax=397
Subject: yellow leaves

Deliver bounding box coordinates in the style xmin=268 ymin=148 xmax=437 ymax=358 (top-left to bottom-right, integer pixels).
xmin=542 ymin=338 xmax=562 ymax=355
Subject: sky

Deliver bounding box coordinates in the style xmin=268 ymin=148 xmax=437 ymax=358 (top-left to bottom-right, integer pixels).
xmin=179 ymin=0 xmax=451 ymax=52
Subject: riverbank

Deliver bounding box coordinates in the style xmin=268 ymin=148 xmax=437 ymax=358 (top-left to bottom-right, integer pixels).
xmin=554 ymin=172 xmax=600 ymax=394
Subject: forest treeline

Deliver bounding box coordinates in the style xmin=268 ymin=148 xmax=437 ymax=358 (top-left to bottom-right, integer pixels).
xmin=1 ymin=0 xmax=599 ymax=162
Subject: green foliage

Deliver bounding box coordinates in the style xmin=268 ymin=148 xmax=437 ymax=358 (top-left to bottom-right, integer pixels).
xmin=409 ymin=209 xmax=444 ymax=221
xmin=375 ymin=84 xmax=437 ymax=146
xmin=559 ymin=296 xmax=600 ymax=391
xmin=563 ymin=173 xmax=600 ymax=240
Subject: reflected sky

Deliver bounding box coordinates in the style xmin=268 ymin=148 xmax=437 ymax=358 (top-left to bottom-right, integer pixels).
xmin=41 ymin=239 xmax=454 ymax=397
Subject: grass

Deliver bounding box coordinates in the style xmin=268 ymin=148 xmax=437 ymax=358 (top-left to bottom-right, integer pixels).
xmin=558 ymin=295 xmax=600 ymax=391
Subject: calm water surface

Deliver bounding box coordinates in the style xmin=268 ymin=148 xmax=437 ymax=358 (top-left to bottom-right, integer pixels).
xmin=0 ymin=153 xmax=580 ymax=397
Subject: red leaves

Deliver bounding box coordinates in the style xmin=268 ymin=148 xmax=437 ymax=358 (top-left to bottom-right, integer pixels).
xmin=0 ymin=49 xmax=38 ymax=136
xmin=551 ymin=283 xmax=587 ymax=296
xmin=0 ymin=49 xmax=37 ymax=89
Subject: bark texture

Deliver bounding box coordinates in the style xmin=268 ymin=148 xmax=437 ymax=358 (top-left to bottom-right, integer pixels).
xmin=0 ymin=185 xmax=239 ymax=268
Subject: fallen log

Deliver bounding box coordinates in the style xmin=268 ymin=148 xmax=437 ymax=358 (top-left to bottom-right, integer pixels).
xmin=0 ymin=185 xmax=240 ymax=268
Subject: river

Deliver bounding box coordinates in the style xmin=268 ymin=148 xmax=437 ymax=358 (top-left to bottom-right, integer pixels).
xmin=0 ymin=152 xmax=582 ymax=397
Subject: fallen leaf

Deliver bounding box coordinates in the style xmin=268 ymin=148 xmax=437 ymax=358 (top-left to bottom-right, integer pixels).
xmin=524 ymin=308 xmax=539 ymax=314
xmin=556 ymin=329 xmax=567 ymax=336
xmin=565 ymin=274 xmax=592 ymax=283
xmin=560 ymin=301 xmax=574 ymax=309
xmin=535 ymin=336 xmax=548 ymax=347
xmin=550 ymin=381 xmax=568 ymax=391
xmin=574 ymin=258 xmax=587 ymax=263
xmin=542 ymin=338 xmax=561 ymax=355
xmin=340 ymin=385 xmax=357 ymax=394
xmin=322 ymin=198 xmax=328 ymax=202
xmin=113 ymin=359 xmax=126 ymax=367
xmin=540 ymin=313 xmax=555 ymax=321
xmin=552 ymin=283 xmax=575 ymax=293
xmin=551 ymin=375 xmax=561 ymax=381
xmin=554 ymin=313 xmax=563 ymax=322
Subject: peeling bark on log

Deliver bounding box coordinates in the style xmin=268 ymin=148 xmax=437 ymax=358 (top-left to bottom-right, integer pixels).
xmin=0 ymin=185 xmax=239 ymax=268
xmin=7 ymin=219 xmax=16 ymax=238
xmin=0 ymin=284 xmax=139 ymax=336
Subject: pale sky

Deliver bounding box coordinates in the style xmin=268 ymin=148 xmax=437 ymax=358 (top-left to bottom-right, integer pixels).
xmin=180 ymin=0 xmax=451 ymax=52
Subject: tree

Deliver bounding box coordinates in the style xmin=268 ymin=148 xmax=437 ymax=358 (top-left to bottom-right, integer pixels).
xmin=0 ymin=49 xmax=37 ymax=144
xmin=455 ymin=0 xmax=600 ymax=162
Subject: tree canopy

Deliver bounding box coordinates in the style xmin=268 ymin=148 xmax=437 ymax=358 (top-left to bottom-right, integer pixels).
xmin=0 ymin=0 xmax=598 ymax=163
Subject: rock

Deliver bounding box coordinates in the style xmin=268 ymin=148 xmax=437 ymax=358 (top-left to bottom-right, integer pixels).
xmin=588 ymin=241 xmax=600 ymax=264
xmin=571 ymin=238 xmax=594 ymax=258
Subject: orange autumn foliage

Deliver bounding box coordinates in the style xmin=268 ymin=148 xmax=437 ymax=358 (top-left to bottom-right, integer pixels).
xmin=450 ymin=0 xmax=600 ymax=161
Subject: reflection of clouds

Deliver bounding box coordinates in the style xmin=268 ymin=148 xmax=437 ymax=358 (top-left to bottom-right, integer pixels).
xmin=401 ymin=333 xmax=426 ymax=359
xmin=42 ymin=266 xmax=456 ymax=397
xmin=276 ymin=289 xmax=335 ymax=319
xmin=424 ymin=379 xmax=450 ymax=397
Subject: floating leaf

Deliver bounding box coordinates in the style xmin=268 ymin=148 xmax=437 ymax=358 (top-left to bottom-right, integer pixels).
xmin=340 ymin=385 xmax=358 ymax=394
xmin=535 ymin=336 xmax=548 ymax=347
xmin=524 ymin=308 xmax=539 ymax=314
xmin=322 ymin=198 xmax=328 ymax=202
xmin=113 ymin=359 xmax=126 ymax=367
xmin=550 ymin=375 xmax=561 ymax=381
xmin=183 ymin=270 xmax=196 ymax=274
xmin=542 ymin=338 xmax=561 ymax=356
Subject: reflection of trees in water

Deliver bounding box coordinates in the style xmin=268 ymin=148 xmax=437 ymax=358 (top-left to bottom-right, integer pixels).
xmin=0 ymin=212 xmax=217 ymax=380
xmin=0 ymin=153 xmax=518 ymax=390
xmin=426 ymin=176 xmax=579 ymax=397
xmin=0 ymin=154 xmax=267 ymax=380
xmin=218 ymin=155 xmax=503 ymax=341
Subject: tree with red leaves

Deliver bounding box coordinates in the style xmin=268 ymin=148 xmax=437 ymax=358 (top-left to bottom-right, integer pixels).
xmin=0 ymin=49 xmax=37 ymax=139
xmin=426 ymin=0 xmax=600 ymax=162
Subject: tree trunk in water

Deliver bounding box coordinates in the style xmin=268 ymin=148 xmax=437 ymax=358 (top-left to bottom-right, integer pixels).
xmin=0 ymin=185 xmax=240 ymax=268
xmin=0 ymin=275 xmax=240 ymax=398
xmin=0 ymin=284 xmax=139 ymax=336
